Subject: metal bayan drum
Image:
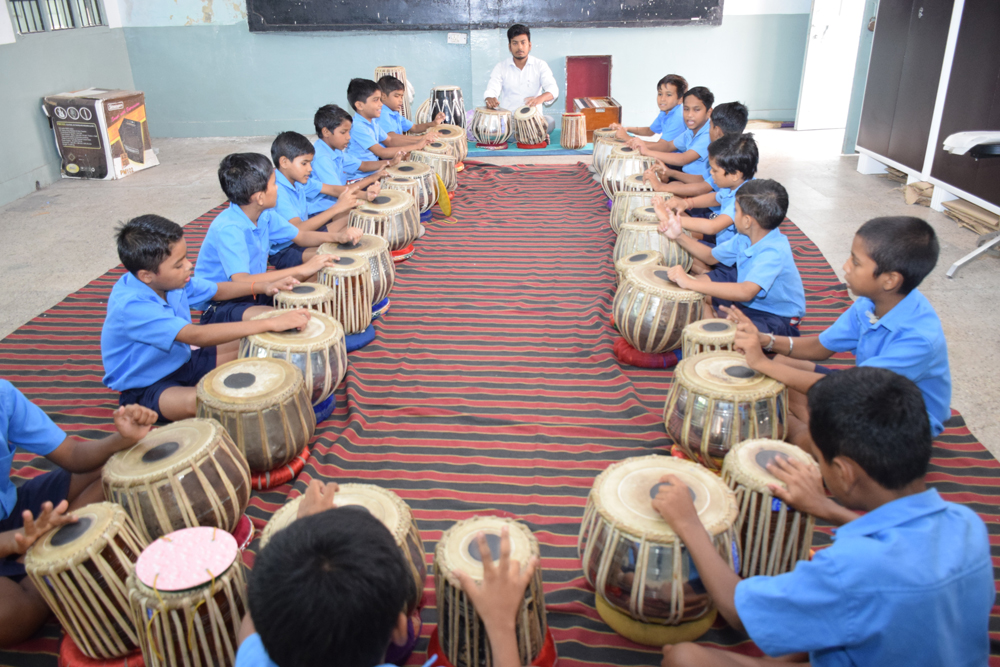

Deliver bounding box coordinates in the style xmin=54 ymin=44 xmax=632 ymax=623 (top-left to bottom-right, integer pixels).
xmin=664 ymin=351 xmax=788 ymax=470
xmin=681 ymin=319 xmax=737 ymax=359
xmin=593 ymin=137 xmax=625 ymax=175
xmin=259 ymin=484 xmax=427 ymax=614
xmin=602 ymin=145 xmax=657 ymax=198
xmin=272 ymin=282 xmax=334 ymax=316
xmin=195 ymin=358 xmax=315 ymax=473
xmin=429 ymin=85 xmax=466 ymax=128
xmin=317 ymin=256 xmax=374 ymax=335
xmin=25 ymin=503 xmax=146 ymax=659
xmin=578 ymin=455 xmax=738 ymax=645
xmin=614 ymin=250 xmax=663 ymax=287
xmin=609 ymin=190 xmax=655 ymax=234
xmin=560 ymin=112 xmax=587 ymax=149
xmin=512 ymin=105 xmax=548 ymax=147
xmin=349 ymin=189 xmax=421 ymax=250
xmin=385 ymin=161 xmax=438 ymax=213
xmin=240 ymin=311 xmax=347 ymax=405
xmin=471 ymin=106 xmax=513 ymax=147
xmin=412 ymin=144 xmax=458 ymax=193
xmin=434 ymin=124 xmax=468 ymax=163
xmin=102 ymin=419 xmax=251 ymax=543
xmin=319 ymin=234 xmax=395 ymax=306
xmin=374 ymin=66 xmax=412 ymax=120
xmin=721 ymin=439 xmax=817 ymax=578
xmin=613 ymin=264 xmax=702 ymax=354
xmin=613 ymin=217 xmax=693 ymax=270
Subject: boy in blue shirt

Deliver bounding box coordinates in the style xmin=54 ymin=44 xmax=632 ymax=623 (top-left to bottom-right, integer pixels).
xmin=346 ymin=78 xmax=434 ymax=181
xmin=0 ymin=382 xmax=157 ymax=647
xmin=611 ymin=74 xmax=688 ymax=145
xmin=629 ymin=86 xmax=713 ymax=180
xmin=102 ymin=214 xmax=311 ymax=421
xmin=377 ymin=75 xmax=446 ymax=143
xmin=657 ymin=179 xmax=806 ymax=336
xmin=654 ymin=367 xmax=993 ymax=667
xmin=194 ymin=153 xmax=345 ymax=324
xmin=270 ymin=131 xmax=364 ymax=271
xmin=234 ymin=480 xmax=536 ymax=667
xmin=730 ymin=215 xmax=951 ymax=449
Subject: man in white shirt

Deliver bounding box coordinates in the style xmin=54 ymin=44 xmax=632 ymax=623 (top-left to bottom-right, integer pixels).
xmin=484 ymin=24 xmax=560 ymax=137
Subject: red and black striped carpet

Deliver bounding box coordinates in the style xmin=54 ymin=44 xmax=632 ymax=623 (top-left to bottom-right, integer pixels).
xmin=1 ymin=162 xmax=998 ymax=666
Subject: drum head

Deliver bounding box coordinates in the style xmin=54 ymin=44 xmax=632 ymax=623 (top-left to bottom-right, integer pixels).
xmin=200 ymin=358 xmax=301 ymax=406
xmin=435 ymin=124 xmax=464 ymax=139
xmin=276 ymin=282 xmax=333 ymax=306
xmin=679 ymin=351 xmax=784 ymax=397
xmin=692 ymin=319 xmax=737 ymax=336
xmin=725 ymin=439 xmax=817 ymax=493
xmin=513 ymin=106 xmax=537 ymax=120
xmin=359 ymin=188 xmax=412 ymax=214
xmin=436 ymin=516 xmax=536 ymax=584
xmin=388 ymin=162 xmax=432 ymax=178
xmin=620 ymin=251 xmax=662 ymax=267
xmin=476 ymin=106 xmax=510 ymax=116
xmin=25 ymin=502 xmax=120 ymax=569
xmin=248 ymin=311 xmax=344 ymax=351
xmin=628 ymin=264 xmax=701 ymax=301
xmin=135 ymin=526 xmax=238 ymax=591
xmin=593 ymin=455 xmax=735 ymax=540
xmin=424 ymin=142 xmax=450 ymax=154
xmin=319 ymin=234 xmax=387 ymax=259
xmin=104 ymin=419 xmax=219 ymax=481
xmin=631 ymin=206 xmax=659 ymax=222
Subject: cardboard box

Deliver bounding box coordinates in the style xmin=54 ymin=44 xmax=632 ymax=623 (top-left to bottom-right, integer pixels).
xmin=573 ymin=97 xmax=622 ymax=143
xmin=42 ymin=88 xmax=158 ymax=180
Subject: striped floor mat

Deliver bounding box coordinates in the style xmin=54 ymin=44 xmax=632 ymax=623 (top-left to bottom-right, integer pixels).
xmin=1 ymin=162 xmax=997 ymax=666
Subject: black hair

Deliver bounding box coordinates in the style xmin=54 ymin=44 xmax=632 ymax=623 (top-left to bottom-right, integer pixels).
xmin=218 ymin=153 xmax=273 ymax=206
xmin=378 ymin=75 xmax=405 ymax=95
xmin=314 ymin=104 xmax=352 ymax=137
xmin=735 ymin=178 xmax=787 ymax=230
xmin=271 ymin=131 xmax=315 ymax=167
xmin=507 ymin=23 xmax=530 ymax=42
xmin=347 ymin=78 xmax=381 ymax=112
xmin=711 ymin=101 xmax=749 ymax=136
xmin=808 ymin=367 xmax=932 ymax=490
xmin=855 ymin=217 xmax=939 ymax=294
xmin=250 ymin=508 xmax=410 ymax=667
xmin=709 ymin=133 xmax=758 ymax=180
xmin=683 ymin=86 xmax=714 ymax=110
xmin=657 ymin=74 xmax=688 ymax=98
xmin=115 ymin=214 xmax=184 ymax=275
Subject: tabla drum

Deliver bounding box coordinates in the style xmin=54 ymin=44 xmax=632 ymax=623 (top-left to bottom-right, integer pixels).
xmin=259 ymin=484 xmax=427 ymax=614
xmin=614 ymin=219 xmax=693 ymax=271
xmin=664 ymin=351 xmax=788 ymax=470
xmin=578 ymin=455 xmax=738 ymax=645
xmin=414 ymin=98 xmax=432 ymax=125
xmin=386 ymin=162 xmax=438 ymax=213
xmin=272 ymin=282 xmax=334 ymax=316
xmin=195 ymin=358 xmax=315 ymax=473
xmin=103 ymin=419 xmax=251 ymax=543
xmin=25 ymin=503 xmax=146 ymax=660
xmin=349 ymin=189 xmax=421 ymax=251
xmin=240 ymin=311 xmax=347 ymax=405
xmin=613 ymin=264 xmax=702 ymax=354
xmin=512 ymin=105 xmax=548 ymax=147
xmin=560 ymin=112 xmax=587 ymax=149
xmin=609 ymin=190 xmax=655 ymax=235
xmin=317 ymin=256 xmax=374 ymax=335
xmin=128 ymin=527 xmax=248 ymax=667
xmin=411 ymin=145 xmax=458 ymax=194
xmin=623 ymin=173 xmax=654 ymax=192
xmin=602 ymin=145 xmax=657 ymax=199
xmin=319 ymin=234 xmax=395 ymax=306
xmin=434 ymin=124 xmax=468 ymax=163
xmin=593 ymin=137 xmax=625 ymax=175
xmin=430 ymin=517 xmax=555 ymax=667
xmin=592 ymin=127 xmax=618 ymax=144
xmin=375 ymin=66 xmax=412 ymax=120
xmin=721 ymin=439 xmax=817 ymax=578
xmin=681 ymin=319 xmax=737 ymax=359
xmin=614 ymin=250 xmax=663 ymax=287
xmin=471 ymin=107 xmax=512 ymax=147
xmin=430 ymin=85 xmax=466 ymax=128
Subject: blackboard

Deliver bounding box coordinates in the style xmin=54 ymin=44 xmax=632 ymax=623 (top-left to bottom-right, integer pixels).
xmin=246 ymin=0 xmax=723 ymax=32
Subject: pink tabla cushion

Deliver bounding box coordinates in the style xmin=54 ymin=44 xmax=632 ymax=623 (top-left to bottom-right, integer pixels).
xmin=135 ymin=526 xmax=238 ymax=591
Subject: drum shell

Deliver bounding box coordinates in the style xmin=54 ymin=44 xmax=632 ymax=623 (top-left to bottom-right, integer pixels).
xmin=613 ymin=222 xmax=693 ymax=270
xmin=680 ymin=320 xmax=737 ymax=359
xmin=471 ymin=107 xmax=512 ymax=145
xmin=411 ymin=150 xmax=458 ymax=193
xmin=602 ymin=149 xmax=657 ymax=198
xmin=560 ymin=113 xmax=587 ymax=149
xmin=430 ymin=86 xmax=466 ymax=128
xmin=614 ymin=251 xmax=663 ymax=286
xmin=414 ymin=98 xmax=432 ymax=125
xmin=609 ymin=191 xmax=654 ymax=235
xmin=317 ymin=263 xmax=375 ymax=335
xmin=386 ymin=162 xmax=439 ymax=213
xmin=374 ymin=66 xmax=411 ymax=120
xmin=320 ymin=237 xmax=396 ymax=305
xmin=513 ymin=107 xmax=548 ymax=146
xmin=273 ymin=284 xmax=334 ymax=317
xmin=593 ymin=138 xmax=625 ymax=175
xmin=384 ymin=176 xmax=435 ymax=214
xmin=622 ymin=174 xmax=654 ymax=193
xmin=349 ymin=200 xmax=421 ymax=251
xmin=434 ymin=124 xmax=468 ymax=162
xmin=613 ymin=274 xmax=701 ymax=353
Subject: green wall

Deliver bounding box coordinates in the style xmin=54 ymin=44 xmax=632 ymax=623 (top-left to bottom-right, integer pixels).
xmin=0 ymin=27 xmax=135 ymax=207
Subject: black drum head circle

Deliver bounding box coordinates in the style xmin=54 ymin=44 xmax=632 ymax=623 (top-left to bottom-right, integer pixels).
xmin=520 ymin=106 xmax=531 ymax=114
xmin=50 ymin=517 xmax=93 ymax=547
xmin=467 ymin=533 xmax=503 ymax=562
xmin=725 ymin=365 xmax=756 ymax=379
xmin=398 ymin=165 xmax=414 ymax=172
xmin=630 ymin=253 xmax=649 ymax=262
xmin=649 ymin=481 xmax=696 ymax=502
xmin=337 ymin=242 xmax=359 ymax=251
xmin=431 ymin=142 xmax=444 ymax=148
xmin=755 ymin=449 xmax=786 ymax=472
xmin=223 ymin=372 xmax=257 ymax=389
xmin=702 ymin=321 xmax=730 ymax=332
xmin=654 ymin=269 xmax=672 ymax=282
xmin=339 ymin=257 xmax=356 ymax=266
xmin=621 ymin=147 xmax=633 ymax=153
xmin=440 ymin=128 xmax=454 ymax=135
xmin=142 ymin=441 xmax=181 ymax=463
xmin=643 ymin=207 xmax=655 ymax=214
xmin=291 ymin=285 xmax=315 ymax=294
xmin=372 ymin=195 xmax=391 ymax=205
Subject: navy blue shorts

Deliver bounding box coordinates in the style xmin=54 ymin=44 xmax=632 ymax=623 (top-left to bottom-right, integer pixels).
xmin=269 ymin=244 xmax=306 ymax=271
xmin=687 ymin=208 xmax=714 ymax=219
xmin=199 ymin=295 xmax=271 ymax=325
xmin=118 ymin=345 xmax=217 ymax=420
xmin=706 ymin=272 xmax=801 ymax=337
xmin=0 ymin=469 xmax=73 ymax=580
xmin=814 ymin=364 xmax=840 ymax=376
xmin=707 ymin=263 xmax=738 ymax=283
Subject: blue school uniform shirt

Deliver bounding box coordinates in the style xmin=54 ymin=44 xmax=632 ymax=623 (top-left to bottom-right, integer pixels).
xmin=0 ymin=380 xmax=66 ymax=520
xmin=818 ymin=289 xmax=951 ymax=435
xmin=649 ymin=104 xmax=685 ymax=142
xmin=377 ymin=107 xmax=414 ymax=136
xmin=703 ymin=171 xmax=721 ymax=215
xmin=713 ymin=178 xmax=753 ymax=246
xmin=272 ymin=171 xmax=322 ymax=254
xmin=711 ymin=229 xmax=805 ymax=319
xmin=235 ymin=633 xmax=438 ymax=667
xmin=193 ymin=203 xmax=299 ymax=309
xmin=735 ymin=489 xmax=993 ymax=666
xmin=101 ymin=272 xmax=218 ymax=392
xmin=346 ymin=114 xmax=388 ymax=180
xmin=307 ymin=139 xmax=361 ymax=216
xmin=672 ymin=121 xmax=711 ymax=179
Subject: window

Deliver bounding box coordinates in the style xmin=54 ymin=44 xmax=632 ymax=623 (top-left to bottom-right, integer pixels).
xmin=7 ymin=0 xmax=104 ymax=33
xmin=10 ymin=0 xmax=44 ymax=33
xmin=74 ymin=0 xmax=100 ymax=27
xmin=45 ymin=0 xmax=74 ymax=29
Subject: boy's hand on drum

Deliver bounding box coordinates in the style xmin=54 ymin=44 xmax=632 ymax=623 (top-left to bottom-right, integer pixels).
xmin=338 ymin=185 xmax=360 ymax=209
xmin=305 ymin=253 xmax=338 ymax=274
xmin=454 ymin=526 xmax=538 ymax=635
xmin=666 ymin=196 xmax=688 ymax=213
xmin=767 ymin=456 xmax=829 ymax=517
xmin=433 ymin=111 xmax=446 ymax=125
xmin=269 ymin=309 xmax=311 ymax=332
xmin=651 ymin=475 xmax=701 ymax=537
xmin=615 ymin=126 xmax=630 ymax=141
xmin=297 ymin=480 xmax=339 ymax=519
xmin=643 ymin=166 xmax=661 ymax=185
xmin=734 ymin=329 xmax=767 ymax=367
xmin=263 ymin=276 xmax=300 ymax=296
xmin=665 ymin=265 xmax=692 ymax=289
xmin=13 ymin=501 xmax=76 ymax=555
xmin=485 ymin=97 xmax=499 ymax=110
xmin=114 ymin=404 xmax=158 ymax=444
xmin=367 ymin=180 xmax=382 ymax=199
xmin=389 ymin=152 xmax=404 ymax=167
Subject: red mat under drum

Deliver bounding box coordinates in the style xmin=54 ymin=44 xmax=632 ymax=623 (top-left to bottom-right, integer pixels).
xmin=1 ymin=162 xmax=998 ymax=666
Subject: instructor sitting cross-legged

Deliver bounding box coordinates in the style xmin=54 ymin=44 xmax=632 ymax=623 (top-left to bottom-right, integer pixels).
xmin=484 ymin=24 xmax=560 ymax=137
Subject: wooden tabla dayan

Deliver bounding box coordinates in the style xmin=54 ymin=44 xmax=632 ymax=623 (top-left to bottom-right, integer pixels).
xmin=374 ymin=66 xmax=412 ymax=120
xmin=593 ymin=137 xmax=625 ymax=175
xmin=24 ymin=502 xmax=146 ymax=659
xmin=259 ymin=484 xmax=427 ymax=614
xmin=429 ymin=85 xmax=466 ymax=128
xmin=349 ymin=189 xmax=420 ymax=251
xmin=512 ymin=105 xmax=548 ymax=147
xmin=613 ymin=264 xmax=702 ymax=354
xmin=433 ymin=124 xmax=468 ymax=162
xmin=614 ymin=250 xmax=663 ymax=287
xmin=385 ymin=161 xmax=438 ymax=213
xmin=664 ymin=351 xmax=789 ymax=471
xmin=560 ymin=112 xmax=587 ymax=149
xmin=240 ymin=311 xmax=347 ymax=405
xmin=609 ymin=190 xmax=655 ymax=235
xmin=721 ymin=439 xmax=817 ymax=578
xmin=102 ymin=419 xmax=250 ymax=544
xmin=128 ymin=527 xmax=248 ymax=667
xmin=412 ymin=144 xmax=458 ymax=193
xmin=195 ymin=358 xmax=315 ymax=473
xmin=414 ymin=97 xmax=432 ymax=125
xmin=602 ymin=145 xmax=657 ymax=199
xmin=317 ymin=256 xmax=374 ymax=334
xmin=578 ymin=455 xmax=738 ymax=645
xmin=622 ymin=173 xmax=654 ymax=193
xmin=272 ymin=282 xmax=334 ymax=316
xmin=681 ymin=319 xmax=737 ymax=359
xmin=319 ymin=234 xmax=395 ymax=306
xmin=614 ymin=218 xmax=693 ymax=271
xmin=470 ymin=107 xmax=512 ymax=146
xmin=430 ymin=516 xmax=554 ymax=667
xmin=592 ymin=127 xmax=617 ymax=143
